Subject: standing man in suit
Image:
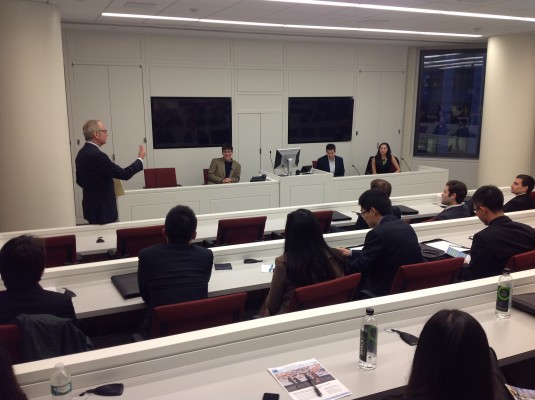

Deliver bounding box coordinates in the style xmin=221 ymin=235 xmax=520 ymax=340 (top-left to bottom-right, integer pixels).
xmin=0 ymin=235 xmax=76 ymax=324
xmin=315 ymin=143 xmax=345 ymax=177
xmin=137 ymin=205 xmax=213 ymax=337
xmin=337 ymin=189 xmax=422 ymax=298
xmin=503 ymin=174 xmax=535 ymax=213
xmin=434 ymin=180 xmax=471 ymax=221
xmin=207 ymin=143 xmax=241 ymax=184
xmin=462 ymin=185 xmax=535 ymax=280
xmin=75 ymin=120 xmax=145 ymax=224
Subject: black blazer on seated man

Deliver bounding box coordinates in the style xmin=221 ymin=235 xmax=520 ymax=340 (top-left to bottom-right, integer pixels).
xmin=503 ymin=194 xmax=535 ymax=213
xmin=433 ymin=204 xmax=472 ymax=221
xmin=0 ymin=284 xmax=76 ymax=324
xmin=347 ymin=214 xmax=422 ymax=298
xmin=137 ymin=242 xmax=214 ymax=308
xmin=76 ymin=142 xmax=143 ymax=224
xmin=465 ymin=215 xmax=535 ymax=280
xmin=315 ymin=155 xmax=345 ymax=177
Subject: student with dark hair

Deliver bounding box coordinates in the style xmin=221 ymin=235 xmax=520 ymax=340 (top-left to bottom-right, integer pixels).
xmin=402 ymin=309 xmax=507 ymax=400
xmin=0 ymin=235 xmax=76 ymax=324
xmin=338 ymin=190 xmax=422 ymax=298
xmin=0 ymin=344 xmax=27 ymax=399
xmin=137 ymin=205 xmax=214 ymax=309
xmin=434 ymin=180 xmax=471 ymax=221
xmin=503 ymin=174 xmax=535 ymax=212
xmin=261 ymin=209 xmax=346 ymax=315
xmin=315 ymin=143 xmax=345 ymax=177
xmin=463 ymin=185 xmax=535 ymax=280
xmin=371 ymin=142 xmax=400 ymax=174
xmin=207 ymin=143 xmax=241 ymax=184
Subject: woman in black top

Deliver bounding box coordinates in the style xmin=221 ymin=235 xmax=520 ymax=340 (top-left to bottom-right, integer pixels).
xmin=371 ymin=142 xmax=400 ymax=174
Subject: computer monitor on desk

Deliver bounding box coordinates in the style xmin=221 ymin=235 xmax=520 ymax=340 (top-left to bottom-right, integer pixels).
xmin=274 ymin=148 xmax=300 ymax=176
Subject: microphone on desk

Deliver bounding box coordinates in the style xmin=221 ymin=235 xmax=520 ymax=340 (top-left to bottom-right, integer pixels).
xmin=269 ymin=151 xmax=275 ymax=174
xmin=401 ymin=157 xmax=412 ymax=172
xmin=352 ymin=164 xmax=361 ymax=175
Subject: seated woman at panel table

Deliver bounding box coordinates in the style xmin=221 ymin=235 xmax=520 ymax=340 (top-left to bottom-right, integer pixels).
xmin=397 ymin=309 xmax=509 ymax=400
xmin=371 ymin=142 xmax=400 ymax=174
xmin=260 ymin=209 xmax=347 ymax=316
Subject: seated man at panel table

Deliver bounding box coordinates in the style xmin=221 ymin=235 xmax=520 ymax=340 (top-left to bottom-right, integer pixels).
xmin=137 ymin=205 xmax=214 ymax=335
xmin=503 ymin=174 xmax=535 ymax=213
xmin=433 ymin=180 xmax=472 ymax=221
xmin=315 ymin=143 xmax=345 ymax=177
xmin=0 ymin=235 xmax=76 ymax=324
xmin=462 ymin=185 xmax=535 ymax=280
xmin=337 ymin=190 xmax=422 ymax=298
xmin=207 ymin=143 xmax=241 ymax=184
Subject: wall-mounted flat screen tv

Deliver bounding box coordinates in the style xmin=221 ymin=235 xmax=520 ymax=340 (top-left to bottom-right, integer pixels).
xmin=288 ymin=97 xmax=354 ymax=144
xmin=151 ymin=97 xmax=232 ymax=149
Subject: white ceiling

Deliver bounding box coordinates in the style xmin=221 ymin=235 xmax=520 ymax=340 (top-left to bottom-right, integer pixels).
xmin=32 ymin=0 xmax=535 ymax=44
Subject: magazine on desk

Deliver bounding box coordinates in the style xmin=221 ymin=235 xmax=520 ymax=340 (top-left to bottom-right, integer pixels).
xmin=268 ymin=358 xmax=351 ymax=400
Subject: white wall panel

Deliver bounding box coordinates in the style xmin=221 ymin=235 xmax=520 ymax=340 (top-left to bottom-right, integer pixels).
xmin=288 ymin=69 xmax=355 ymax=96
xmin=66 ymin=30 xmax=142 ymax=63
xmin=237 ymin=69 xmax=284 ymax=92
xmin=149 ymin=66 xmax=232 ymax=96
xmin=145 ymin=35 xmax=232 ymax=64
xmin=357 ymin=44 xmax=407 ymax=70
xmin=235 ymin=94 xmax=283 ymax=112
xmin=234 ymin=40 xmax=284 ymax=65
xmin=286 ymin=42 xmax=356 ymax=65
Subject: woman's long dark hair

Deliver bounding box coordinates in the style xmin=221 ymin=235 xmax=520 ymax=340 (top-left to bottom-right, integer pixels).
xmin=0 ymin=344 xmax=27 ymax=400
xmin=374 ymin=142 xmax=392 ymax=170
xmin=405 ymin=309 xmax=496 ymax=400
xmin=283 ymin=209 xmax=345 ymax=286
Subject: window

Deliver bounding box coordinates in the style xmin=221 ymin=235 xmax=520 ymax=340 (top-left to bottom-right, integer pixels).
xmin=413 ymin=49 xmax=486 ymax=158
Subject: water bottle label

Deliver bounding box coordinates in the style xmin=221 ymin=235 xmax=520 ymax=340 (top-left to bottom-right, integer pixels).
xmin=51 ymin=382 xmax=72 ymax=396
xmin=496 ymin=285 xmax=511 ymax=312
xmin=359 ymin=325 xmax=377 ymax=361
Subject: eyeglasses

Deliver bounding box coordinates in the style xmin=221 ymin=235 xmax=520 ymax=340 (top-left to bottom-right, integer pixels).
xmin=96 ymin=129 xmax=108 ymax=135
xmin=357 ymin=209 xmax=370 ymax=217
xmin=473 ymin=205 xmax=482 ymax=212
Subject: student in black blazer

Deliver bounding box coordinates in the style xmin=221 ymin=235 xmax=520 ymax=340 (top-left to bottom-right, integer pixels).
xmin=433 ymin=180 xmax=472 ymax=221
xmin=463 ymin=185 xmax=535 ymax=280
xmin=503 ymin=174 xmax=535 ymax=213
xmin=0 ymin=235 xmax=76 ymax=324
xmin=75 ymin=120 xmax=145 ymax=224
xmin=315 ymin=143 xmax=345 ymax=177
xmin=338 ymin=189 xmax=422 ymax=298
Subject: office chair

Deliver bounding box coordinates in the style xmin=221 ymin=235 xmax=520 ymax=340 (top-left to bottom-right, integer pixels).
xmin=203 ymin=168 xmax=209 ymax=185
xmin=116 ymin=225 xmax=165 ymax=257
xmin=205 ymin=216 xmax=267 ymax=247
xmin=389 ymin=257 xmax=464 ymax=294
xmin=144 ymin=168 xmax=178 ymax=188
xmin=287 ymin=273 xmax=361 ymax=312
xmin=312 ymin=160 xmax=318 ymax=168
xmin=44 ymin=235 xmax=79 ymax=268
xmin=150 ymin=292 xmax=247 ymax=337
xmin=312 ymin=210 xmax=333 ymax=233
xmin=506 ymin=250 xmax=535 ymax=272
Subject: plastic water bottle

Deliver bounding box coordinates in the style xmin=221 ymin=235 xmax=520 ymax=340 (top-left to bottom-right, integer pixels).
xmin=496 ymin=268 xmax=513 ymax=319
xmin=359 ymin=307 xmax=377 ymax=370
xmin=50 ymin=363 xmax=72 ymax=398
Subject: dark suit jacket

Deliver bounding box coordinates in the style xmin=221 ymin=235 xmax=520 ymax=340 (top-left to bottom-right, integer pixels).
xmin=433 ymin=204 xmax=472 ymax=221
xmin=207 ymin=157 xmax=241 ymax=184
xmin=466 ymin=215 xmax=535 ymax=280
xmin=75 ymin=142 xmax=143 ymax=224
xmin=0 ymin=285 xmax=76 ymax=324
xmin=315 ymin=155 xmax=345 ymax=177
xmin=137 ymin=242 xmax=214 ymax=307
xmin=347 ymin=214 xmax=422 ymax=298
xmin=503 ymin=194 xmax=535 ymax=213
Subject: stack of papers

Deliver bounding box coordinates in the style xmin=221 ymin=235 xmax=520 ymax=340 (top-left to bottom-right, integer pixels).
xmin=268 ymin=358 xmax=351 ymax=400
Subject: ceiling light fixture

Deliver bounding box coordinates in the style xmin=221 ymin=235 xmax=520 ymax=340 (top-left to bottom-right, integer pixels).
xmin=101 ymin=13 xmax=482 ymax=37
xmin=264 ymin=0 xmax=535 ymax=22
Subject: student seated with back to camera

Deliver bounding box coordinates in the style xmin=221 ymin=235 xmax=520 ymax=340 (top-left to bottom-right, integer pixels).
xmin=259 ymin=209 xmax=347 ymax=316
xmin=433 ymin=180 xmax=472 ymax=221
xmin=337 ymin=189 xmax=422 ymax=299
xmin=0 ymin=235 xmax=76 ymax=324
